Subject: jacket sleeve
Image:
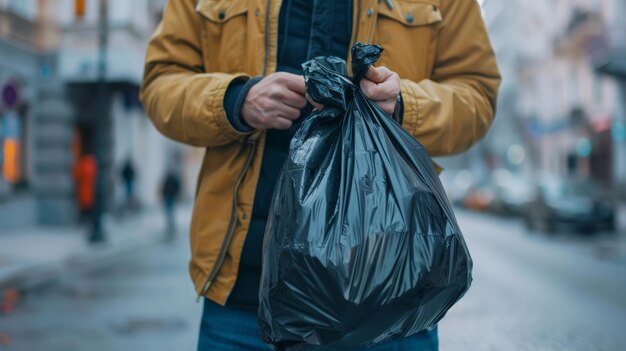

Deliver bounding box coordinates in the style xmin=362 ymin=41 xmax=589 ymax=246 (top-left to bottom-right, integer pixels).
xmin=140 ymin=0 xmax=253 ymax=147
xmin=400 ymin=0 xmax=501 ymax=157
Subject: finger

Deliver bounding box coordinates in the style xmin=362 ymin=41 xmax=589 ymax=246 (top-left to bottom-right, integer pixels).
xmin=270 ymin=117 xmax=293 ymax=130
xmin=277 ymin=104 xmax=302 ymax=120
xmin=375 ymin=100 xmax=396 ymax=115
xmin=306 ymin=93 xmax=325 ymax=110
xmin=248 ymin=116 xmax=267 ymax=130
xmin=375 ymin=78 xmax=401 ymax=99
xmin=283 ymin=90 xmax=308 ymax=109
xmin=361 ymin=79 xmax=399 ymax=101
xmin=284 ymin=74 xmax=306 ymax=95
xmin=364 ymin=66 xmax=393 ymax=83
xmin=360 ymin=79 xmax=378 ymax=99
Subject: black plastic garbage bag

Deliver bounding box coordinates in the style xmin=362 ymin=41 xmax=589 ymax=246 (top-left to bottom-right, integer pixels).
xmin=259 ymin=43 xmax=472 ymax=350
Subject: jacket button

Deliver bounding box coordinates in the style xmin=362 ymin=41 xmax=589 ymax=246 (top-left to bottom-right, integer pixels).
xmin=406 ymin=14 xmax=414 ymax=23
xmin=432 ymin=5 xmax=438 ymax=11
xmin=255 ymin=9 xmax=260 ymax=16
xmin=242 ymin=212 xmax=247 ymax=220
xmin=218 ymin=11 xmax=225 ymax=20
xmin=367 ymin=8 xmax=374 ymax=17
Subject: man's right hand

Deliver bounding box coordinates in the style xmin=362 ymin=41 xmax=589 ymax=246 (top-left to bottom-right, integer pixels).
xmin=241 ymin=72 xmax=307 ymax=130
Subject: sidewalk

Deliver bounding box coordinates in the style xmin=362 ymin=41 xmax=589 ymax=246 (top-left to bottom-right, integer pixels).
xmin=0 ymin=204 xmax=190 ymax=293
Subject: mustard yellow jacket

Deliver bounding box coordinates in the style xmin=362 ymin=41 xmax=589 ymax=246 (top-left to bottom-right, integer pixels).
xmin=140 ymin=0 xmax=500 ymax=305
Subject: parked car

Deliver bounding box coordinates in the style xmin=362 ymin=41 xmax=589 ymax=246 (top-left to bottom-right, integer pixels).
xmin=463 ymin=185 xmax=494 ymax=212
xmin=439 ymin=169 xmax=475 ymax=206
xmin=490 ymin=170 xmax=534 ymax=216
xmin=523 ymin=177 xmax=615 ymax=234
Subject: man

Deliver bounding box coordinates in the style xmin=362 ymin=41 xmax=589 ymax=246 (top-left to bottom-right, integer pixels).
xmin=141 ymin=0 xmax=500 ymax=349
xmin=161 ymin=169 xmax=181 ymax=238
xmin=73 ymin=153 xmax=97 ymax=223
xmin=120 ymin=159 xmax=136 ymax=210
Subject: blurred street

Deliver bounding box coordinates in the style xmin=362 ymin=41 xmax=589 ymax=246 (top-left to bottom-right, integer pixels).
xmin=1 ymin=0 xmax=626 ymax=350
xmin=0 ymin=207 xmax=201 ymax=351
xmin=441 ymin=210 xmax=626 ymax=351
xmin=1 ymin=209 xmax=624 ymax=351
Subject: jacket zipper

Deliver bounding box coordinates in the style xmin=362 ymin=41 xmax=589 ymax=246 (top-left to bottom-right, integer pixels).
xmin=196 ymin=135 xmax=259 ymax=302
xmin=262 ymin=0 xmax=272 ymax=75
xmin=347 ymin=0 xmax=361 ymax=69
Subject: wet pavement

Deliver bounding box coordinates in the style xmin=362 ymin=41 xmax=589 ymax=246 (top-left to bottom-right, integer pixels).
xmin=440 ymin=210 xmax=626 ymax=351
xmin=1 ymin=210 xmax=625 ymax=350
xmin=0 ymin=234 xmax=201 ymax=351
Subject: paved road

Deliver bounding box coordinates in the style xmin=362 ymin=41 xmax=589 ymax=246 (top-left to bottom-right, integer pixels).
xmin=1 ymin=210 xmax=625 ymax=350
xmin=0 ymin=219 xmax=201 ymax=350
xmin=440 ymin=210 xmax=626 ymax=351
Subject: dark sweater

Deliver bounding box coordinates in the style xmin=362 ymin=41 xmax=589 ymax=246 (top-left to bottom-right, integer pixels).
xmin=223 ymin=0 xmax=354 ymax=310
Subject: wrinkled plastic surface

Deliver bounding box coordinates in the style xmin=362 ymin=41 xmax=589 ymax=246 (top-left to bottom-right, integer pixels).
xmin=259 ymin=43 xmax=473 ymax=351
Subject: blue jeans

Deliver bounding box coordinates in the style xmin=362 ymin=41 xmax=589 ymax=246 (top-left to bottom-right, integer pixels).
xmin=198 ymin=299 xmax=438 ymax=351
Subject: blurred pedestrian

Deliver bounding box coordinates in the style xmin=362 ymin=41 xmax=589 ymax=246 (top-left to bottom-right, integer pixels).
xmin=72 ymin=153 xmax=97 ymax=223
xmin=141 ymin=0 xmax=500 ymax=350
xmin=161 ymin=170 xmax=180 ymax=239
xmin=121 ymin=158 xmax=136 ymax=210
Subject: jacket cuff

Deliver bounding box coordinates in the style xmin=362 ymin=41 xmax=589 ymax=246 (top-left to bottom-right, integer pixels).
xmin=224 ymin=76 xmax=263 ymax=132
xmin=399 ymin=80 xmax=420 ymax=137
xmin=393 ymin=93 xmax=404 ymax=124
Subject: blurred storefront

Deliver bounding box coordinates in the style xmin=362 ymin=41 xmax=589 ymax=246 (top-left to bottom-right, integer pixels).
xmin=504 ymin=0 xmax=622 ymax=183
xmin=438 ymin=0 xmax=626 ymax=233
xmin=593 ymin=1 xmax=626 ymax=227
xmin=1 ymin=0 xmax=198 ymax=231
xmin=57 ymin=0 xmax=194 ymax=216
xmin=0 ymin=0 xmax=72 ymax=230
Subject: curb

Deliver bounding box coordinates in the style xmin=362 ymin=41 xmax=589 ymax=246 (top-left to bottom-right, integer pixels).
xmin=0 ymin=230 xmax=163 ymax=294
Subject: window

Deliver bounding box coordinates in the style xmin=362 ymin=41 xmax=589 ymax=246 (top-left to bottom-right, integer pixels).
xmin=7 ymin=0 xmax=36 ymax=20
xmin=0 ymin=107 xmax=27 ymax=193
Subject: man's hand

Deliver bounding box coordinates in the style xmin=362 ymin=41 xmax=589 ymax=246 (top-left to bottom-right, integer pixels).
xmin=360 ymin=66 xmax=400 ymax=115
xmin=241 ymin=72 xmax=307 ymax=130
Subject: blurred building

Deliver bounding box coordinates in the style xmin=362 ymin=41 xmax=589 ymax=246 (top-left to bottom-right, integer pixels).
xmin=436 ymin=0 xmax=626 ymax=231
xmin=56 ymin=0 xmax=181 ymax=213
xmin=476 ymin=3 xmax=622 ymax=188
xmin=0 ymin=0 xmax=70 ymax=229
xmin=1 ymin=0 xmax=198 ymax=231
xmin=594 ymin=1 xmax=626 ymax=202
xmin=478 ymin=0 xmax=624 ymax=180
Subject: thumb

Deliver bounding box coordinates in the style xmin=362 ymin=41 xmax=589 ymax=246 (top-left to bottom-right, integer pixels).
xmin=364 ymin=66 xmax=382 ymax=83
xmin=364 ymin=66 xmax=392 ymax=83
xmin=306 ymin=93 xmax=325 ymax=111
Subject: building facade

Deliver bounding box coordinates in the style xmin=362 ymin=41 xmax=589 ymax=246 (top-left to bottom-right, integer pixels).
xmin=0 ymin=0 xmax=73 ymax=229
xmin=479 ymin=0 xmax=626 ymax=231
xmin=1 ymin=0 xmax=196 ymax=231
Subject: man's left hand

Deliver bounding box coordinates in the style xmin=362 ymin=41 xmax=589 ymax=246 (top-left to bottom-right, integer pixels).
xmin=360 ymin=66 xmax=400 ymax=115
xmin=307 ymin=66 xmax=401 ymax=115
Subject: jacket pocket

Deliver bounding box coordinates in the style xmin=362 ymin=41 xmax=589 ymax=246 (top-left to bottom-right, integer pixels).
xmin=196 ymin=0 xmax=249 ymax=72
xmin=196 ymin=0 xmax=248 ymax=23
xmin=378 ymin=0 xmax=442 ymax=27
xmin=374 ymin=0 xmax=442 ymax=80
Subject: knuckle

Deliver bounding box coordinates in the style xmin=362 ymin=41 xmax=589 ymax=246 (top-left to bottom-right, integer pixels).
xmin=272 ymin=72 xmax=286 ymax=80
xmin=362 ymin=84 xmax=373 ymax=97
xmin=258 ymin=100 xmax=271 ymax=111
xmin=258 ymin=115 xmax=269 ymax=125
xmin=269 ymin=86 xmax=283 ymax=98
xmin=369 ymin=85 xmax=382 ymax=98
xmin=392 ymin=84 xmax=400 ymax=95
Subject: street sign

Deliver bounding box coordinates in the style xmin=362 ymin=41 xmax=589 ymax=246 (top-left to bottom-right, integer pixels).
xmin=1 ymin=82 xmax=20 ymax=110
